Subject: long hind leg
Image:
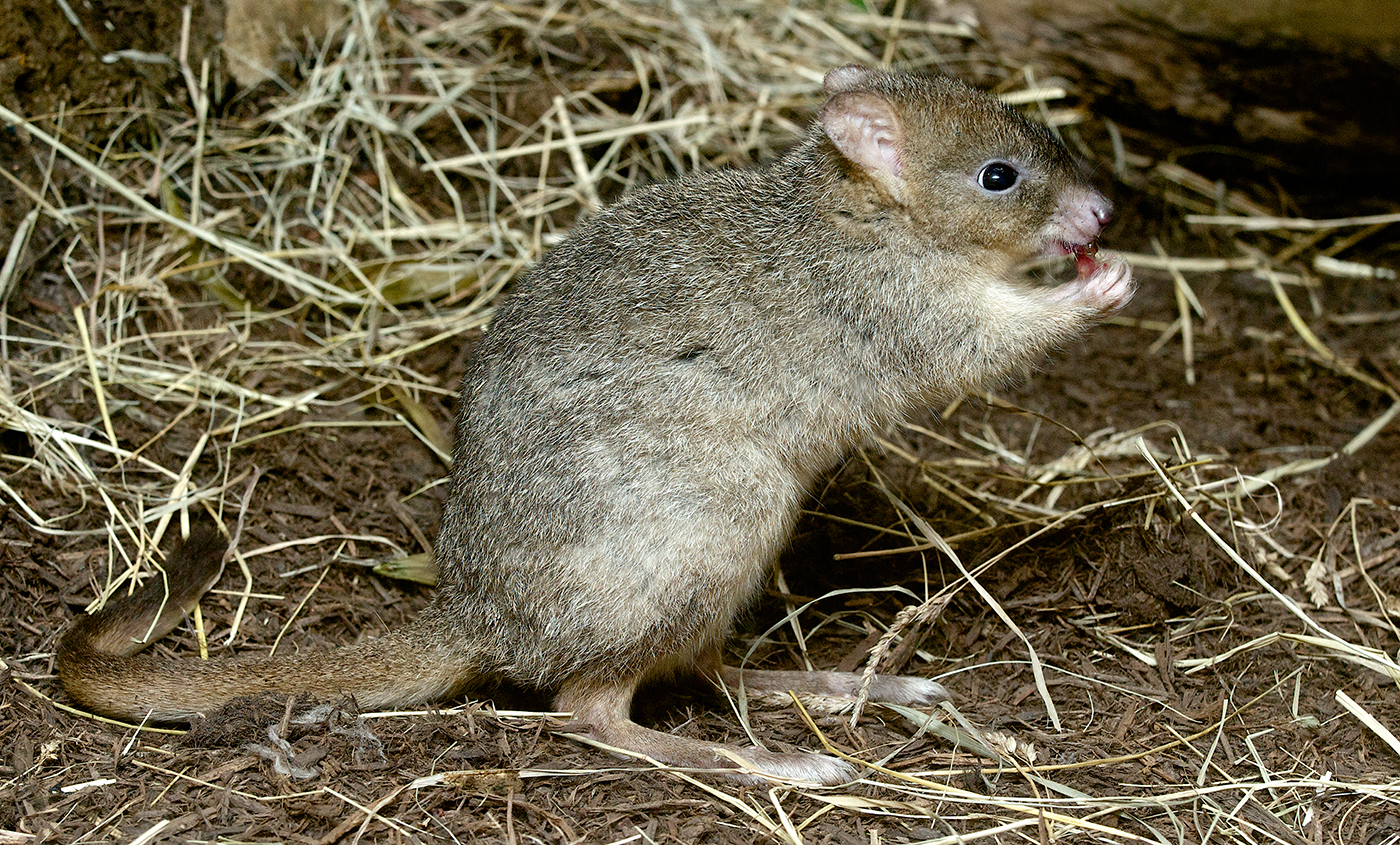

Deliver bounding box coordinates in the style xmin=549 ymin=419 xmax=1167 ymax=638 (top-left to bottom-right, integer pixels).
xmin=554 ymin=675 xmax=857 ymax=785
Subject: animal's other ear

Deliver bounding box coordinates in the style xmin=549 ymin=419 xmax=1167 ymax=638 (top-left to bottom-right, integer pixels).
xmin=823 ymin=63 xmax=877 ymax=95
xmin=821 ymin=90 xmax=905 ymax=188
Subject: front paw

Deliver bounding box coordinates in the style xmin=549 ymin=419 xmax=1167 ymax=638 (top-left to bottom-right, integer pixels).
xmin=1050 ymin=257 xmax=1133 ymax=316
xmin=1078 ymin=258 xmax=1134 ymax=315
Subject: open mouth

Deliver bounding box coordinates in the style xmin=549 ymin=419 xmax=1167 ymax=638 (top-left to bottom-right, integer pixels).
xmin=1051 ymin=239 xmax=1101 ymax=279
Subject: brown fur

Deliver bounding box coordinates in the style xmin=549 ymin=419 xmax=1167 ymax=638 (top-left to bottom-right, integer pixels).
xmin=57 ymin=65 xmax=1133 ymax=784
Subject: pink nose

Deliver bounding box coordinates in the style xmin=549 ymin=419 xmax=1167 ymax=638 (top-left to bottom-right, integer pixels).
xmin=1091 ymin=196 xmax=1113 ymax=228
xmin=1060 ymin=190 xmax=1113 ymax=243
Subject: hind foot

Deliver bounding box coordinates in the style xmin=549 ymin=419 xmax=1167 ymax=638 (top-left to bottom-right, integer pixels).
xmin=720 ymin=666 xmax=949 ymax=706
xmin=557 ymin=676 xmax=859 ymax=785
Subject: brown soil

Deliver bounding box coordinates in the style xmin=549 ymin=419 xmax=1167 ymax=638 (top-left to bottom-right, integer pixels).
xmin=3 ymin=1 xmax=1400 ymax=844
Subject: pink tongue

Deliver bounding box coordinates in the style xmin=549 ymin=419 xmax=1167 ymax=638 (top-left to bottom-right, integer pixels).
xmin=1072 ymin=241 xmax=1100 ymax=278
xmin=1075 ymin=251 xmax=1099 ymax=278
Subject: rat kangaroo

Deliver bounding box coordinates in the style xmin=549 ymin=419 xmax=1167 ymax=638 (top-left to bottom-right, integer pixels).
xmin=57 ymin=65 xmax=1133 ymax=784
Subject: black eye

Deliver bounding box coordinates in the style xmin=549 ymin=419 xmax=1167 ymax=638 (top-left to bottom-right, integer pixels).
xmin=977 ymin=161 xmax=1019 ymax=192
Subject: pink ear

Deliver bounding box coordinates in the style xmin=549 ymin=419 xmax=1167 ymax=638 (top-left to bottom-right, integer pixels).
xmin=821 ymin=92 xmax=904 ymax=182
xmin=823 ymin=64 xmax=876 ymax=95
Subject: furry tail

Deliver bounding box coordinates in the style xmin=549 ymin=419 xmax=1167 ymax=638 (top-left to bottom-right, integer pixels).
xmin=57 ymin=521 xmax=477 ymax=721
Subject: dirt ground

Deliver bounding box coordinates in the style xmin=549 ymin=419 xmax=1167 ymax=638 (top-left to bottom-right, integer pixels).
xmin=3 ymin=1 xmax=1400 ymax=844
